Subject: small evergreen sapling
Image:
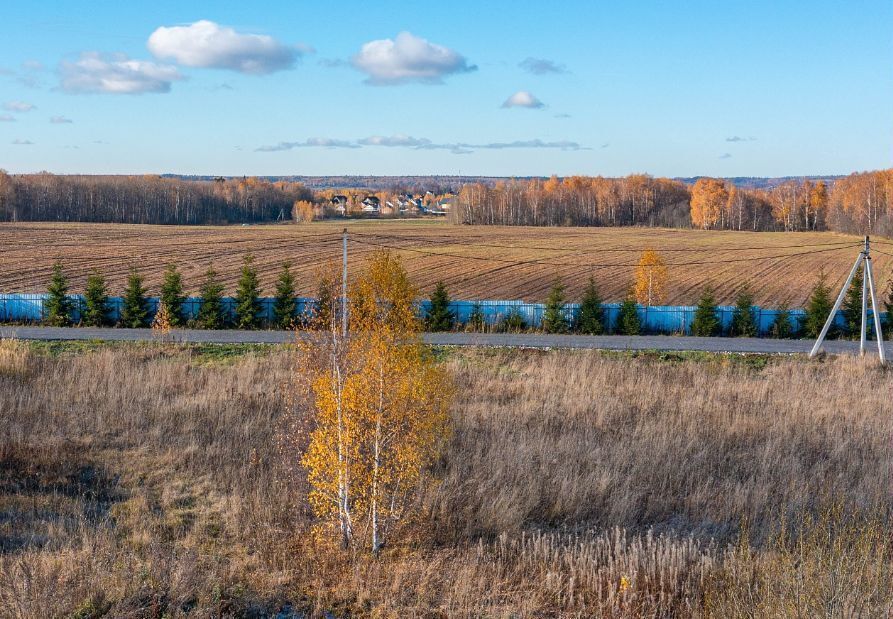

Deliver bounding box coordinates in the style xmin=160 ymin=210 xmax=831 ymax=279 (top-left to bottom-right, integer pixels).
xmin=197 ymin=266 xmax=226 ymax=329
xmin=425 ymin=281 xmax=455 ymax=332
xmin=466 ymin=302 xmax=485 ymax=332
xmin=234 ymin=254 xmax=262 ymax=329
xmin=616 ymin=291 xmax=640 ymax=335
xmin=82 ymin=270 xmax=110 ymax=327
xmin=885 ymin=279 xmax=893 ymax=337
xmin=577 ymin=277 xmax=605 ymax=335
xmin=840 ymin=264 xmax=864 ymax=338
xmin=159 ymin=263 xmax=186 ymax=327
xmin=803 ymin=271 xmax=834 ymax=339
xmin=273 ymin=262 xmax=297 ymax=329
xmin=729 ymin=287 xmax=758 ymax=337
xmin=541 ymin=280 xmax=568 ymax=334
xmin=769 ymin=301 xmax=796 ymax=339
xmin=44 ymin=261 xmax=73 ymax=326
xmin=120 ymin=267 xmax=149 ymax=328
xmin=690 ymin=288 xmax=720 ymax=337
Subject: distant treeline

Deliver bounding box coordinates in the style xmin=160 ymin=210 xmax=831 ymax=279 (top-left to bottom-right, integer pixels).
xmin=0 ymin=173 xmax=312 ymax=224
xmin=449 ymin=170 xmax=893 ymax=235
xmin=4 ymin=170 xmax=892 ymax=234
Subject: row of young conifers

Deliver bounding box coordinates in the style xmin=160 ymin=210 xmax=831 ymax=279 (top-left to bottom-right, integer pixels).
xmin=28 ymin=252 xmax=893 ymax=338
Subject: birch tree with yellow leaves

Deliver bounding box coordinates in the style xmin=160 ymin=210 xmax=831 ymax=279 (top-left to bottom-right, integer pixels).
xmin=299 ymin=250 xmax=452 ymax=553
xmin=634 ymin=249 xmax=668 ymax=306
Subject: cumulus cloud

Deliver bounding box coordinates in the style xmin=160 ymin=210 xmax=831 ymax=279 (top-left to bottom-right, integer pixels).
xmin=59 ymin=52 xmax=183 ymax=94
xmin=50 ymin=115 xmax=73 ymax=123
xmin=148 ymin=20 xmax=300 ymax=74
xmin=519 ymin=57 xmax=567 ymax=75
xmin=0 ymin=114 xmax=15 ymax=122
xmin=12 ymin=139 xmax=34 ymax=145
xmin=3 ymin=101 xmax=36 ymax=112
xmin=255 ymin=138 xmax=359 ymax=152
xmin=501 ymin=91 xmax=544 ymax=109
xmin=257 ymin=134 xmax=585 ymax=153
xmin=351 ymin=31 xmax=476 ymax=85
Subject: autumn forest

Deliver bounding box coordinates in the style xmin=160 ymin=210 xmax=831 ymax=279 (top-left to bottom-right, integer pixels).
xmin=1 ymin=169 xmax=892 ymax=236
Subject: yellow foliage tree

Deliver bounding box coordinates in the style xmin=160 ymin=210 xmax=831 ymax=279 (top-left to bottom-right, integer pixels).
xmin=292 ymin=200 xmax=315 ymax=223
xmin=300 ymin=250 xmax=452 ymax=553
xmin=690 ymin=178 xmax=728 ymax=229
xmin=634 ymin=249 xmax=668 ymax=306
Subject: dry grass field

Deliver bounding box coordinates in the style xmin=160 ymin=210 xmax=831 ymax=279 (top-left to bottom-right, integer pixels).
xmin=1 ymin=221 xmax=888 ymax=305
xmin=1 ymin=341 xmax=891 ymax=617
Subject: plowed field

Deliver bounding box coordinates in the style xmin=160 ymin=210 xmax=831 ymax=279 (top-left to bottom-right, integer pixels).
xmin=1 ymin=221 xmax=888 ymax=305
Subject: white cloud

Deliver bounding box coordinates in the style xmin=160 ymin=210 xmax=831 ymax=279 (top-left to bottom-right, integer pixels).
xmin=519 ymin=57 xmax=567 ymax=75
xmin=719 ymin=153 xmax=732 ymax=159
xmin=4 ymin=101 xmax=36 ymax=112
xmin=22 ymin=60 xmax=45 ymax=71
xmin=255 ymin=138 xmax=359 ymax=152
xmin=358 ymin=134 xmax=432 ymax=147
xmin=12 ymin=139 xmax=34 ymax=145
xmin=59 ymin=52 xmax=183 ymax=94
xmin=257 ymin=134 xmax=585 ymax=153
xmin=351 ymin=31 xmax=476 ymax=85
xmin=148 ymin=20 xmax=300 ymax=74
xmin=502 ymin=91 xmax=544 ymax=109
xmin=50 ymin=115 xmax=73 ymax=124
xmin=0 ymin=114 xmax=15 ymax=122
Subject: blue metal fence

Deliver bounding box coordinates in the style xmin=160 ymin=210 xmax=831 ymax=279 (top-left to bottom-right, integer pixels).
xmin=1 ymin=293 xmax=875 ymax=336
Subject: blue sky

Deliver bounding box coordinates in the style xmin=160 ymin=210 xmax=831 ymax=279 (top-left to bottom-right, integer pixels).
xmin=1 ymin=0 xmax=890 ymax=177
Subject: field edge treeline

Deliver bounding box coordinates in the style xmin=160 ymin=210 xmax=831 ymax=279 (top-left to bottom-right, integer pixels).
xmin=2 ymin=169 xmax=892 ymax=235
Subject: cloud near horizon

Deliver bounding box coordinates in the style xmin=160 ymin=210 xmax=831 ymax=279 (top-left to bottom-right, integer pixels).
xmin=256 ymin=134 xmax=586 ymax=153
xmin=59 ymin=52 xmax=183 ymax=94
xmin=148 ymin=20 xmax=302 ymax=74
xmin=50 ymin=115 xmax=73 ymax=123
xmin=502 ymin=90 xmax=544 ymax=109
xmin=351 ymin=32 xmax=476 ymax=85
xmin=12 ymin=139 xmax=34 ymax=145
xmin=519 ymin=57 xmax=567 ymax=75
xmin=255 ymin=137 xmax=360 ymax=152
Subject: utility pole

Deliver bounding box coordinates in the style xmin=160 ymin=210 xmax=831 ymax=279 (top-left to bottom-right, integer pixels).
xmin=341 ymin=228 xmax=348 ymax=338
xmin=810 ymin=236 xmax=886 ymax=363
xmin=860 ymin=236 xmax=868 ymax=356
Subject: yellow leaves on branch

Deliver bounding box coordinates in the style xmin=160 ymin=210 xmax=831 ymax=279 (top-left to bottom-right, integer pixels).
xmin=634 ymin=249 xmax=668 ymax=306
xmin=299 ymin=250 xmax=452 ymax=553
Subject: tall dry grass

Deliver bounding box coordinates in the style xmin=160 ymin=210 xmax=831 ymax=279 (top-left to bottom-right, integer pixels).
xmin=0 ymin=342 xmax=891 ymax=617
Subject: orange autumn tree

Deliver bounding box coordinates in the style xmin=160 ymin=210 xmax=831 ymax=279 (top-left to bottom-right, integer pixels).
xmin=300 ymin=250 xmax=452 ymax=553
xmin=634 ymin=249 xmax=669 ymax=306
xmin=690 ymin=177 xmax=728 ymax=229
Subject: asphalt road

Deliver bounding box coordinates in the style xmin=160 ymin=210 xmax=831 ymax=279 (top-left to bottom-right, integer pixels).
xmin=1 ymin=326 xmax=889 ymax=356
